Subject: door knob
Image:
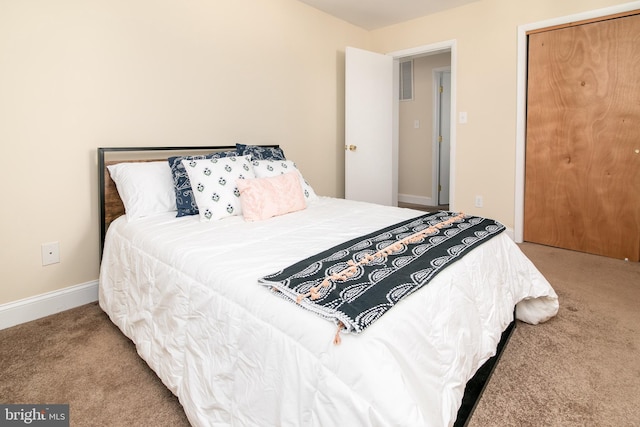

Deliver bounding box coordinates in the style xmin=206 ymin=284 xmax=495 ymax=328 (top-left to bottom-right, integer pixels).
xmin=348 ymin=145 xmax=357 ymax=151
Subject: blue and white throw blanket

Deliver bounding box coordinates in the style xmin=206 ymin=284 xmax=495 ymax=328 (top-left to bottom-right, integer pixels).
xmin=259 ymin=211 xmax=505 ymax=341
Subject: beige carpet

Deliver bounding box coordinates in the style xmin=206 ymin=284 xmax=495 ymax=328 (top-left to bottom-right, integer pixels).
xmin=469 ymin=243 xmax=640 ymax=427
xmin=1 ymin=243 xmax=638 ymax=426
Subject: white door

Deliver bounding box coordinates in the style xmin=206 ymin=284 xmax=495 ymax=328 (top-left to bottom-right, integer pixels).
xmin=345 ymin=47 xmax=395 ymax=206
xmin=438 ymin=71 xmax=451 ymax=205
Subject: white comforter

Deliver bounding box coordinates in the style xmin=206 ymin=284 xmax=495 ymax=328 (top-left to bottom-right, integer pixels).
xmin=99 ymin=197 xmax=558 ymax=427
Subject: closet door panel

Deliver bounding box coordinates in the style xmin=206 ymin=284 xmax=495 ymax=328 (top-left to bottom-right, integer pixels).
xmin=524 ymin=14 xmax=640 ymax=261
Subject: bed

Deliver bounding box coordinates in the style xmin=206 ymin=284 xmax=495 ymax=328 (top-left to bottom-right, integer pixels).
xmin=98 ymin=145 xmax=558 ymax=427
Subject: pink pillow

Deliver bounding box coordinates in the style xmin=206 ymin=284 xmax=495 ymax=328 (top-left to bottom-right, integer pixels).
xmin=237 ymin=172 xmax=306 ymax=221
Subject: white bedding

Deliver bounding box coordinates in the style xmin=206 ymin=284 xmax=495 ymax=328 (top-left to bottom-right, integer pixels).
xmin=99 ymin=197 xmax=558 ymax=427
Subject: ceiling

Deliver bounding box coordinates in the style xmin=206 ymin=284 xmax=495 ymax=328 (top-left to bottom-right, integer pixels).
xmin=297 ymin=0 xmax=480 ymax=30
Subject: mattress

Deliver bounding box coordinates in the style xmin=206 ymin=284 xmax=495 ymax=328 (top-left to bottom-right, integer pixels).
xmin=99 ymin=197 xmax=558 ymax=427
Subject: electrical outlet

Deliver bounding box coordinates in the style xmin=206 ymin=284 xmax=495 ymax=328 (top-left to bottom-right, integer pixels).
xmin=42 ymin=242 xmax=60 ymax=266
xmin=475 ymin=195 xmax=483 ymax=208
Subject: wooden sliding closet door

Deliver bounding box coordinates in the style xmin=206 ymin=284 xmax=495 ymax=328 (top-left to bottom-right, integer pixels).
xmin=524 ymin=13 xmax=640 ymax=261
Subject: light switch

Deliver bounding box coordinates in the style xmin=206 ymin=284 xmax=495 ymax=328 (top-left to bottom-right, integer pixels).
xmin=459 ymin=112 xmax=468 ymax=124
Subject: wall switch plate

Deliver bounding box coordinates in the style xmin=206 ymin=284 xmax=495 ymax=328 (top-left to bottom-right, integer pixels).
xmin=42 ymin=242 xmax=60 ymax=266
xmin=414 ymin=119 xmax=420 ymax=129
xmin=475 ymin=195 xmax=483 ymax=208
xmin=459 ymin=112 xmax=468 ymax=124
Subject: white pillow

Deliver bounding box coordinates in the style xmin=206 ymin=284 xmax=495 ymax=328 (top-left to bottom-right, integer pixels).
xmin=251 ymin=159 xmax=318 ymax=204
xmin=107 ymin=161 xmax=177 ymax=222
xmin=181 ymin=155 xmax=255 ymax=221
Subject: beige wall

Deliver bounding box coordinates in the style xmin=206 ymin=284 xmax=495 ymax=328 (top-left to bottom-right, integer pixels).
xmin=372 ymin=0 xmax=635 ymax=222
xmin=399 ymin=53 xmax=451 ymax=204
xmin=0 ymin=0 xmax=368 ymax=305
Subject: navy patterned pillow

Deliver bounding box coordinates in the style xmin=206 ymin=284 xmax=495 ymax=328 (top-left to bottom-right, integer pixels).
xmin=236 ymin=143 xmax=286 ymax=161
xmin=168 ymin=151 xmax=237 ymax=217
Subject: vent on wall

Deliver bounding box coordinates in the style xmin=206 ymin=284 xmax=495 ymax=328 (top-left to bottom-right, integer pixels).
xmin=400 ymin=60 xmax=413 ymax=101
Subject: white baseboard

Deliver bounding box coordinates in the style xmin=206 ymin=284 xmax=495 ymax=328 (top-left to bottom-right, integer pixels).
xmin=398 ymin=193 xmax=434 ymax=206
xmin=0 ymin=280 xmax=99 ymax=330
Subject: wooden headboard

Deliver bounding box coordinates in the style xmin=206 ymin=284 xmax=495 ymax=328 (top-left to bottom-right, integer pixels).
xmin=98 ymin=145 xmax=278 ymax=257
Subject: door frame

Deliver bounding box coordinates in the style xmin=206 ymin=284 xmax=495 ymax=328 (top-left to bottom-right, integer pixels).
xmin=388 ymin=40 xmax=457 ymax=210
xmin=433 ymin=67 xmax=451 ymax=206
xmin=514 ymin=1 xmax=640 ymax=242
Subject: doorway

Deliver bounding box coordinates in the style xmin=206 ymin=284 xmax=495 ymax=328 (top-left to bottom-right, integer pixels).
xmin=391 ymin=45 xmax=454 ymax=210
xmin=344 ymin=41 xmax=457 ymax=209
